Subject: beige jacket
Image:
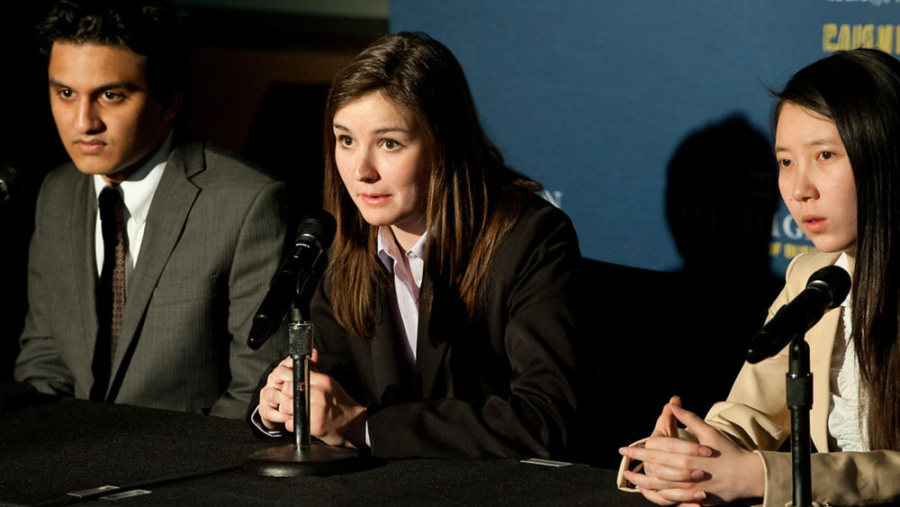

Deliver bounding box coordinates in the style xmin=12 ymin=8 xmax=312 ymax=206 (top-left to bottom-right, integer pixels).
xmin=619 ymin=251 xmax=900 ymax=507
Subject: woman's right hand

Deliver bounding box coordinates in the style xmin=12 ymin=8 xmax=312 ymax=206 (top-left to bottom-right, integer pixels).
xmin=258 ymin=356 xmax=295 ymax=432
xmin=619 ymin=396 xmax=710 ymax=506
xmin=619 ymin=396 xmax=765 ymax=506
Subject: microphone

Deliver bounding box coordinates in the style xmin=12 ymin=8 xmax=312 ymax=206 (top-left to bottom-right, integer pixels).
xmin=0 ymin=162 xmax=23 ymax=206
xmin=745 ymin=265 xmax=851 ymax=364
xmin=247 ymin=210 xmax=337 ymax=350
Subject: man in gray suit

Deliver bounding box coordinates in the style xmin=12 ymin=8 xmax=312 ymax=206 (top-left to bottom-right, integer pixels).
xmin=14 ymin=0 xmax=289 ymax=418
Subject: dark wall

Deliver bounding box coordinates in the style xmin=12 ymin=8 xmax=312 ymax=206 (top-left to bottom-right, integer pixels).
xmin=0 ymin=0 xmax=66 ymax=380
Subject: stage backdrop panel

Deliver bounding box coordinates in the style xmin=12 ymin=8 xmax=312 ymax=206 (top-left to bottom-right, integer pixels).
xmin=391 ymin=0 xmax=899 ymax=274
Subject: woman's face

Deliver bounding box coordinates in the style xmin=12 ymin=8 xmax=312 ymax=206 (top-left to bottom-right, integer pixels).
xmin=776 ymin=102 xmax=858 ymax=257
xmin=333 ymin=92 xmax=430 ymax=248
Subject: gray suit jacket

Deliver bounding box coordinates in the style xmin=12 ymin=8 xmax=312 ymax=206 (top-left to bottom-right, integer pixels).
xmin=15 ymin=141 xmax=289 ymax=418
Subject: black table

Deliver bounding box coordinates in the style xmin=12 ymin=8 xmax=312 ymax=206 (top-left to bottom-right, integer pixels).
xmin=0 ymin=397 xmax=651 ymax=506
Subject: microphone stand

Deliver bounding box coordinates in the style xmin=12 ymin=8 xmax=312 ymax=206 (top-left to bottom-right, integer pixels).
xmin=786 ymin=337 xmax=812 ymax=507
xmin=244 ymin=305 xmax=361 ymax=477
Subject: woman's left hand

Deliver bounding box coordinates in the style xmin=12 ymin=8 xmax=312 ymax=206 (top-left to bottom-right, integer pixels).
xmin=307 ymin=349 xmax=367 ymax=448
xmin=619 ymin=401 xmax=766 ymax=506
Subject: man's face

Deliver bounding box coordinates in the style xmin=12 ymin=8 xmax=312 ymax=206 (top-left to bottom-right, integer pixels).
xmin=47 ymin=42 xmax=178 ymax=184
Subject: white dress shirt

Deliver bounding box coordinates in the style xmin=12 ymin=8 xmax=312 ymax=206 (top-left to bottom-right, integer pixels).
xmin=376 ymin=226 xmax=427 ymax=363
xmin=826 ymin=252 xmax=869 ymax=452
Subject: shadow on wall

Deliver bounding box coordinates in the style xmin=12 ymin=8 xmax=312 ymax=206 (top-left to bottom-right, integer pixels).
xmin=576 ymin=116 xmax=784 ymax=468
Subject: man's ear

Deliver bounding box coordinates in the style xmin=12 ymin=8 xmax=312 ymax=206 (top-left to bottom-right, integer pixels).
xmin=161 ymin=90 xmax=183 ymax=123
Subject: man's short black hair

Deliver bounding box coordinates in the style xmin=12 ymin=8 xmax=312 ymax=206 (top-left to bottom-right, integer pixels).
xmin=37 ymin=0 xmax=189 ymax=106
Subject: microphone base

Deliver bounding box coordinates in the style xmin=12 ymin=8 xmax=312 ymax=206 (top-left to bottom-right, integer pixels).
xmin=244 ymin=443 xmax=365 ymax=477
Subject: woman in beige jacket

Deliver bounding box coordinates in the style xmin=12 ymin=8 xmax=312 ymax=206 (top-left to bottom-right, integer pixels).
xmin=619 ymin=48 xmax=900 ymax=507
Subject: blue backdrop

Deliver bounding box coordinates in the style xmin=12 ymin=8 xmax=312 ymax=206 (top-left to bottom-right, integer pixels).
xmin=391 ymin=0 xmax=900 ymax=274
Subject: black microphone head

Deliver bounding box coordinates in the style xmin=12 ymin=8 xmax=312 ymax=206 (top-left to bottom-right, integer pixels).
xmin=295 ymin=210 xmax=337 ymax=250
xmin=807 ymin=265 xmax=851 ymax=310
xmin=0 ymin=163 xmax=21 ymax=205
xmin=745 ymin=264 xmax=851 ymax=364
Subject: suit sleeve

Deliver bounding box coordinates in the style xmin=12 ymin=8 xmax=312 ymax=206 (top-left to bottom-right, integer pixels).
xmin=339 ymin=204 xmax=581 ymax=458
xmin=14 ymin=172 xmax=75 ymax=396
xmin=702 ymin=260 xmax=795 ymax=453
xmin=757 ymin=449 xmax=900 ymax=507
xmin=210 ymin=180 xmax=288 ymax=418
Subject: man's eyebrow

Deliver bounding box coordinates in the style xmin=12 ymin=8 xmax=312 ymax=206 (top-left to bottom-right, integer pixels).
xmin=48 ymin=79 xmax=144 ymax=92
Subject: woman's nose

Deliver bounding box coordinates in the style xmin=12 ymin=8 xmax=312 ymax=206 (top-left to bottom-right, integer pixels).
xmin=353 ymin=151 xmax=378 ymax=183
xmin=790 ymin=166 xmax=817 ymax=202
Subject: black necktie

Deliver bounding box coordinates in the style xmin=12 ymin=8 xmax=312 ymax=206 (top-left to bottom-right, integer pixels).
xmin=90 ymin=185 xmax=127 ymax=401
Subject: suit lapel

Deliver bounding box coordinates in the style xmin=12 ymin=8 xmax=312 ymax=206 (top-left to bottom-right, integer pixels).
xmin=805 ymin=252 xmax=843 ymax=453
xmin=810 ymin=307 xmax=840 ymax=453
xmin=414 ymin=273 xmax=451 ymax=398
xmin=369 ymin=283 xmax=416 ymax=402
xmin=110 ymin=143 xmax=204 ymax=384
xmin=73 ymin=175 xmax=100 ymax=360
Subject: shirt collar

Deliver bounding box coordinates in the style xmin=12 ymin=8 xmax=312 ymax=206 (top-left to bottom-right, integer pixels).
xmin=377 ymin=227 xmax=427 ymax=270
xmin=93 ymin=129 xmax=173 ymax=221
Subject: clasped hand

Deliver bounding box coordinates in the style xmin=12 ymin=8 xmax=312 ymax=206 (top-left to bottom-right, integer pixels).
xmin=258 ymin=349 xmax=367 ymax=448
xmin=618 ymin=396 xmax=765 ymax=506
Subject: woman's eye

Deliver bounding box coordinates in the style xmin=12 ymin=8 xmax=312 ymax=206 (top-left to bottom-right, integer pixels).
xmin=338 ymin=136 xmax=354 ymax=147
xmin=779 ymin=159 xmax=792 ymax=168
xmin=819 ymin=151 xmax=833 ymax=160
xmin=383 ymin=139 xmax=401 ymax=151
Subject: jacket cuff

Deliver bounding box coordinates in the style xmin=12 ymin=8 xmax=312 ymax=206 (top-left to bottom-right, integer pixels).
xmin=756 ymin=450 xmax=792 ymax=507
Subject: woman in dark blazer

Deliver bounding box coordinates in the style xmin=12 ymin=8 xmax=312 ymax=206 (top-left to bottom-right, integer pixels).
xmin=254 ymin=32 xmax=583 ymax=459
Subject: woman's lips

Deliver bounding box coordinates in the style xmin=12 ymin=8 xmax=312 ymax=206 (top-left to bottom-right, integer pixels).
xmin=803 ymin=216 xmax=826 ymax=232
xmin=360 ymin=193 xmax=390 ymax=205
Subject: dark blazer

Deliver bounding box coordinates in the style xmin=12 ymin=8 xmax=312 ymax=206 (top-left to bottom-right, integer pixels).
xmin=15 ymin=141 xmax=289 ymax=418
xmin=255 ymin=194 xmax=582 ymax=458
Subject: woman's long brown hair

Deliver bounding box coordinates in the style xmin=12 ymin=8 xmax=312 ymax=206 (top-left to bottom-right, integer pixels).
xmin=322 ymin=32 xmax=539 ymax=338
